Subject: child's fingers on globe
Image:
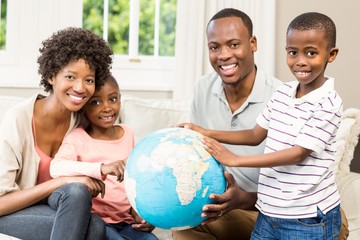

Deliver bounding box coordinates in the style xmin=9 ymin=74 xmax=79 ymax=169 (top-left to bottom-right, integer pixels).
xmin=118 ymin=172 xmax=124 ymax=182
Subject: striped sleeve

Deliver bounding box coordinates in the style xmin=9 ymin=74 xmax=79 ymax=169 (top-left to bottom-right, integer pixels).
xmin=295 ymin=91 xmax=342 ymax=153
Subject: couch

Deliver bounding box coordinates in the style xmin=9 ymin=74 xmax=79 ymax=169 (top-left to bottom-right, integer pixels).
xmin=0 ymin=95 xmax=359 ymax=240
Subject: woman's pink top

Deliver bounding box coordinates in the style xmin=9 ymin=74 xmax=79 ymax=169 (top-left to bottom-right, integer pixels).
xmin=33 ymin=117 xmax=53 ymax=184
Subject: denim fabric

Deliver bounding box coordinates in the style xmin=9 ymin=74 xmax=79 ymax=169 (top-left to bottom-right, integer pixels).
xmin=172 ymin=209 xmax=258 ymax=240
xmin=0 ymin=183 xmax=105 ymax=240
xmin=106 ymin=222 xmax=159 ymax=240
xmin=251 ymin=205 xmax=341 ymax=240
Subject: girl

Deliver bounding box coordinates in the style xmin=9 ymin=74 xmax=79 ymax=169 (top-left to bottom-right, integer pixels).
xmin=51 ymin=75 xmax=158 ymax=240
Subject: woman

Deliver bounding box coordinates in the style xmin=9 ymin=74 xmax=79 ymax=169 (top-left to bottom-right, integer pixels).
xmin=0 ymin=27 xmax=113 ymax=240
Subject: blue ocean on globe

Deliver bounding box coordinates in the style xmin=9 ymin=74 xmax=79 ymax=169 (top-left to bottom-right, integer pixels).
xmin=124 ymin=127 xmax=226 ymax=230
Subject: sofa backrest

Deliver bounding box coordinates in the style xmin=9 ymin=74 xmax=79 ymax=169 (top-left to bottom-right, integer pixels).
xmin=0 ymin=96 xmax=25 ymax=124
xmin=120 ymin=95 xmax=191 ymax=144
xmin=119 ymin=96 xmax=360 ymax=180
xmin=0 ymin=94 xmax=359 ymax=177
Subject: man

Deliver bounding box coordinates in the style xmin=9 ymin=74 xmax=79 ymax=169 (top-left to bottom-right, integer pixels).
xmin=172 ymin=8 xmax=348 ymax=240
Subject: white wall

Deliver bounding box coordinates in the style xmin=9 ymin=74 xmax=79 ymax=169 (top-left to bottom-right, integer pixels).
xmin=2 ymin=1 xmax=358 ymax=105
xmin=1 ymin=1 xmax=359 ymax=172
xmin=0 ymin=0 xmax=82 ymax=89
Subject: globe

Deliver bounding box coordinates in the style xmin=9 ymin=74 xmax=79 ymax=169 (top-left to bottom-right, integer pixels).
xmin=124 ymin=127 xmax=226 ymax=230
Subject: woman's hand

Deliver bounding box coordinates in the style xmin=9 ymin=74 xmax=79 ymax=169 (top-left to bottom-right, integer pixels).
xmin=63 ymin=176 xmax=106 ymax=198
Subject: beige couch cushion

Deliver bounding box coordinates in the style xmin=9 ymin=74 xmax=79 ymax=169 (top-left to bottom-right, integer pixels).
xmin=120 ymin=95 xmax=190 ymax=144
xmin=337 ymin=172 xmax=360 ymax=240
xmin=0 ymin=96 xmax=25 ymax=123
xmin=334 ymin=108 xmax=360 ymax=179
xmin=331 ymin=108 xmax=360 ymax=240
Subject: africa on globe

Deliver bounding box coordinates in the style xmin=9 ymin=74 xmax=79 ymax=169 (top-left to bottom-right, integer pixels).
xmin=124 ymin=127 xmax=226 ymax=230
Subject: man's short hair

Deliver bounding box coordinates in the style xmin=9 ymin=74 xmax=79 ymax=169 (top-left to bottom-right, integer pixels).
xmin=208 ymin=8 xmax=253 ymax=37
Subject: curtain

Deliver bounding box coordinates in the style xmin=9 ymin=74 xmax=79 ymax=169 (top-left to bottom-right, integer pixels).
xmin=173 ymin=0 xmax=276 ymax=100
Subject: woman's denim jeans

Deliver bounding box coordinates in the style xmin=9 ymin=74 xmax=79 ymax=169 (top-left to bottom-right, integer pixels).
xmin=0 ymin=183 xmax=105 ymax=240
xmin=251 ymin=205 xmax=341 ymax=240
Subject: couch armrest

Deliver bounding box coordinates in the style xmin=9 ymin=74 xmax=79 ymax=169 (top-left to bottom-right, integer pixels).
xmin=0 ymin=233 xmax=20 ymax=239
xmin=0 ymin=96 xmax=25 ymax=123
xmin=337 ymin=171 xmax=360 ymax=240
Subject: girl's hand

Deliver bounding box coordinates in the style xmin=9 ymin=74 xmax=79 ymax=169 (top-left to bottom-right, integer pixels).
xmin=131 ymin=208 xmax=155 ymax=232
xmin=101 ymin=160 xmax=126 ymax=182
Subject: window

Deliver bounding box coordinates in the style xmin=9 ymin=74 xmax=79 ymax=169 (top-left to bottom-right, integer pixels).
xmin=0 ymin=0 xmax=17 ymax=67
xmin=0 ymin=0 xmax=7 ymax=50
xmin=83 ymin=0 xmax=177 ymax=91
xmin=0 ymin=1 xmax=83 ymax=87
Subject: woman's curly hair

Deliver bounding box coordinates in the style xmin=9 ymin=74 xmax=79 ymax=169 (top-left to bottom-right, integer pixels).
xmin=37 ymin=27 xmax=113 ymax=92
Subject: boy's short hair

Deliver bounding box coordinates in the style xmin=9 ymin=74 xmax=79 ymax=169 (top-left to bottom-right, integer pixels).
xmin=207 ymin=8 xmax=253 ymax=37
xmin=287 ymin=12 xmax=336 ymax=49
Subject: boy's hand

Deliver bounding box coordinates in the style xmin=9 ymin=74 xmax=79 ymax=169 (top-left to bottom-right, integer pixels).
xmin=202 ymin=136 xmax=238 ymax=166
xmin=176 ymin=123 xmax=208 ymax=136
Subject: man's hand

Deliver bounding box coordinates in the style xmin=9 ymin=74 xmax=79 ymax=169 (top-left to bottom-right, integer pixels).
xmin=200 ymin=170 xmax=257 ymax=225
xmin=176 ymin=123 xmax=208 ymax=136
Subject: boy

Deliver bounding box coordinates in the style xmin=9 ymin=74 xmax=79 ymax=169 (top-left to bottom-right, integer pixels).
xmin=191 ymin=12 xmax=342 ymax=239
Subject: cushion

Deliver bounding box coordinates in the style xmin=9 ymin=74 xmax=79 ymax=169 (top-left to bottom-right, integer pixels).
xmin=337 ymin=172 xmax=360 ymax=240
xmin=334 ymin=108 xmax=360 ymax=179
xmin=0 ymin=96 xmax=25 ymax=123
xmin=0 ymin=234 xmax=20 ymax=240
xmin=120 ymin=95 xmax=191 ymax=143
